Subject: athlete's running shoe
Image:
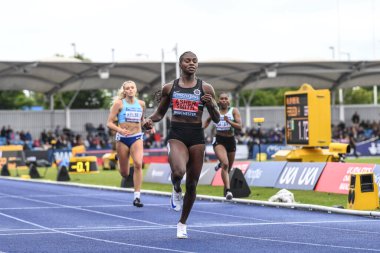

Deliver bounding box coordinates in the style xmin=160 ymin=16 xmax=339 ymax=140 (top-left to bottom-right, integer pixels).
xmin=170 ymin=187 xmax=182 ymax=212
xmin=214 ymin=162 xmax=221 ymax=171
xmin=177 ymin=222 xmax=188 ymax=239
xmin=133 ymin=198 xmax=144 ymax=208
xmin=225 ymin=191 xmax=233 ymax=201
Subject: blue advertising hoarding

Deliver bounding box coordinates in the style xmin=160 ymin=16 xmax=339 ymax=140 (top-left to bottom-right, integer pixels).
xmin=275 ymin=162 xmax=326 ymax=190
xmin=144 ymin=162 xmax=217 ymax=185
xmin=373 ymin=164 xmax=380 ymax=196
xmin=354 ymin=138 xmax=380 ymax=157
xmin=244 ymin=161 xmax=287 ymax=187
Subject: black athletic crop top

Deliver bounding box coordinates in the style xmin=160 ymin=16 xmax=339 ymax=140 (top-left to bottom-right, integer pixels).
xmin=169 ymin=78 xmax=205 ymax=118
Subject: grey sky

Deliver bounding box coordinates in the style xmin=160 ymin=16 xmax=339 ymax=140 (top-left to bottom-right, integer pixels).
xmin=1 ymin=0 xmax=379 ymax=62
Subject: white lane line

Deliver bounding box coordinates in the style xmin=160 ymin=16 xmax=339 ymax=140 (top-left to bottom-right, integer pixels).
xmin=1 ymin=193 xmax=164 ymax=226
xmin=0 ymin=203 xmax=169 ymax=210
xmin=1 ymin=193 xmax=117 ymax=198
xmin=193 ymin=209 xmax=380 ymax=235
xmin=189 ymin=228 xmax=380 ymax=252
xmin=3 ymin=193 xmax=379 ymax=238
xmin=2 ymin=219 xmax=380 ymax=236
xmin=0 ymin=202 xmax=221 ymax=211
xmin=0 ymin=226 xmax=169 ymax=236
xmin=0 ymin=212 xmax=193 ymax=253
xmin=0 ymin=225 xmax=167 ymax=232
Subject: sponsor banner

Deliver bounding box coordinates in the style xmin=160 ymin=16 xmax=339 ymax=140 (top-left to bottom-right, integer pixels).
xmin=315 ymin=162 xmax=375 ymax=194
xmin=144 ymin=162 xmax=217 ymax=185
xmin=24 ymin=149 xmax=53 ymax=163
xmin=348 ymin=138 xmax=380 ymax=157
xmin=373 ymin=164 xmax=380 ymax=196
xmin=275 ymin=162 xmax=326 ymax=190
xmin=143 ymin=156 xmax=168 ymax=163
xmin=0 ymin=150 xmax=26 ymax=168
xmin=206 ymin=144 xmax=249 ymax=161
xmin=144 ymin=163 xmax=172 ymax=184
xmin=143 ymin=148 xmax=168 ymax=163
xmin=53 ymin=148 xmax=169 ymax=165
xmin=252 ymin=144 xmax=291 ymax=160
xmin=198 ymin=163 xmax=218 ymax=185
xmin=245 ymin=161 xmax=287 ymax=187
xmin=211 ymin=161 xmax=251 ymax=186
xmin=53 ymin=149 xmax=72 ymax=163
xmin=250 ymin=140 xmax=380 ymax=159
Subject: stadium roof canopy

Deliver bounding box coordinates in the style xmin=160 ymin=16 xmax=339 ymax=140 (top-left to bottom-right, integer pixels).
xmin=1 ymin=59 xmax=380 ymax=97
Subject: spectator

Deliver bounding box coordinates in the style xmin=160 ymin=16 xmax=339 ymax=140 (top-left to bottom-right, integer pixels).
xmin=1 ymin=126 xmax=6 ymax=138
xmin=351 ymin=111 xmax=360 ymax=125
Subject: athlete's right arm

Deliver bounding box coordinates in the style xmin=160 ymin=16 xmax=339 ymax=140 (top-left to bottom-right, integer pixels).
xmin=203 ymin=117 xmax=212 ymax=129
xmin=107 ymin=100 xmax=130 ymax=136
xmin=143 ymin=84 xmax=172 ymax=129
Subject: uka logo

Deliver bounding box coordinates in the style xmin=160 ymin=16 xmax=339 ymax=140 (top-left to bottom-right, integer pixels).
xmin=54 ymin=151 xmax=72 ymax=162
xmin=279 ymin=166 xmax=319 ymax=185
xmin=368 ymin=142 xmax=380 ymax=155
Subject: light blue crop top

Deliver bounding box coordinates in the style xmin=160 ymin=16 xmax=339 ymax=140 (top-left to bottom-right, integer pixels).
xmin=117 ymin=98 xmax=143 ymax=124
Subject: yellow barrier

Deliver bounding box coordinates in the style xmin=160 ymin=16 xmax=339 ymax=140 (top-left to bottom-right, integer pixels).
xmin=71 ymin=145 xmax=86 ymax=157
xmin=348 ymin=172 xmax=379 ymax=211
xmin=0 ymin=145 xmax=23 ymax=151
xmin=69 ymin=156 xmax=98 ymax=173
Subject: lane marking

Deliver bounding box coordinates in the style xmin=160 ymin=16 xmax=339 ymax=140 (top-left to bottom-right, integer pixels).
xmin=189 ymin=228 xmax=380 ymax=252
xmin=0 ymin=203 xmax=169 ymax=210
xmin=0 ymin=202 xmax=221 ymax=211
xmin=1 ymin=193 xmax=164 ymax=226
xmin=0 ymin=212 xmax=193 ymax=253
xmin=1 ymin=219 xmax=380 ymax=236
xmin=192 ymin=209 xmax=380 ymax=235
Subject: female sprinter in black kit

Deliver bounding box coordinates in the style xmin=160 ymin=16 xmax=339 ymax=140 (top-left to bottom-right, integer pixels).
xmin=143 ymin=51 xmax=220 ymax=239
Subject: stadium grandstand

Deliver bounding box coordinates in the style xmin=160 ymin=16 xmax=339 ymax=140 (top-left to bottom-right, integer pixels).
xmin=1 ymin=59 xmax=380 ymax=157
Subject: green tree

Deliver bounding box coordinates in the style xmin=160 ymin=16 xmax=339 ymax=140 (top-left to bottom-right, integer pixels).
xmin=54 ymin=90 xmax=111 ymax=109
xmin=344 ymin=87 xmax=372 ymax=104
xmin=239 ymin=88 xmax=296 ymax=106
xmin=0 ymin=91 xmax=35 ymax=109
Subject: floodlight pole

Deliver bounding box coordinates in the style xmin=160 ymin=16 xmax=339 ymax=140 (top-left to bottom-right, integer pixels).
xmin=329 ymin=46 xmax=335 ymax=60
xmin=257 ymin=123 xmax=262 ymax=162
xmin=174 ymin=43 xmax=180 ymax=78
xmin=71 ymin=43 xmax=77 ymax=57
xmin=161 ymin=48 xmax=167 ymax=139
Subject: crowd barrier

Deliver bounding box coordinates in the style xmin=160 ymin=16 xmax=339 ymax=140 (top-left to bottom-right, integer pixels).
xmin=2 ymin=145 xmax=380 ymax=197
xmin=145 ymin=161 xmax=380 ymax=196
xmin=252 ymin=138 xmax=380 ymax=159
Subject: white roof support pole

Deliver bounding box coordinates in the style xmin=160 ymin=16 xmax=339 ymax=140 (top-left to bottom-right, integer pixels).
xmin=242 ymin=91 xmax=255 ymax=129
xmin=245 ymin=104 xmax=251 ymax=129
xmin=65 ymin=107 xmax=71 ymax=130
xmin=49 ymin=94 xmax=55 ymax=131
xmin=374 ymin=85 xmax=378 ymax=105
xmin=339 ymin=88 xmax=345 ymax=122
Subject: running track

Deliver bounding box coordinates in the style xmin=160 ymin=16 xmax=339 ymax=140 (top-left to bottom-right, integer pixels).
xmin=0 ymin=177 xmax=380 ymax=253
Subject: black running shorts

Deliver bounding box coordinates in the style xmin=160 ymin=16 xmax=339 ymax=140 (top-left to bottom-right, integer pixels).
xmin=212 ymin=135 xmax=236 ymax=153
xmin=167 ymin=121 xmax=205 ymax=147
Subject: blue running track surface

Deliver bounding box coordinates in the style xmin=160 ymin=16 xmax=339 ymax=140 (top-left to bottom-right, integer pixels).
xmin=0 ymin=178 xmax=380 ymax=253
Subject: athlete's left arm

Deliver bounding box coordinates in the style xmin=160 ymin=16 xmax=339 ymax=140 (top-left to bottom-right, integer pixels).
xmin=225 ymin=108 xmax=242 ymax=130
xmin=201 ymin=83 xmax=220 ymax=123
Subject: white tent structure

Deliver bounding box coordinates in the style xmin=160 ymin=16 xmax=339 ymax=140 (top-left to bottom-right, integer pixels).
xmin=2 ymin=59 xmax=379 ymax=95
xmin=1 ymin=58 xmax=379 ymax=129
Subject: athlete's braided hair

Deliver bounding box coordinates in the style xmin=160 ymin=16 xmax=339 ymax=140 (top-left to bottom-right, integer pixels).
xmin=179 ymin=51 xmax=196 ymax=63
xmin=153 ymin=89 xmax=162 ymax=104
